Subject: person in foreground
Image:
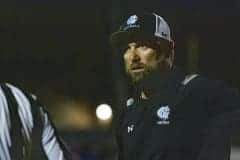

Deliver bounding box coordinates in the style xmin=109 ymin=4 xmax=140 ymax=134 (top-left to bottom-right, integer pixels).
xmin=110 ymin=12 xmax=240 ymax=160
xmin=0 ymin=83 xmax=71 ymax=160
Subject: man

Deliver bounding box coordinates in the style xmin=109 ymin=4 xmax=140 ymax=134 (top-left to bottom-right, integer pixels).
xmin=0 ymin=83 xmax=71 ymax=160
xmin=110 ymin=13 xmax=240 ymax=160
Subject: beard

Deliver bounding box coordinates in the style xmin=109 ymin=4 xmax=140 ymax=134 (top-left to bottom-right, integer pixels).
xmin=127 ymin=65 xmax=154 ymax=83
xmin=126 ymin=60 xmax=171 ymax=87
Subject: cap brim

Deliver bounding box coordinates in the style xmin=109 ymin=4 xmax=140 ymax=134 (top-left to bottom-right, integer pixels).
xmin=110 ymin=31 xmax=136 ymax=49
xmin=110 ymin=30 xmax=171 ymax=49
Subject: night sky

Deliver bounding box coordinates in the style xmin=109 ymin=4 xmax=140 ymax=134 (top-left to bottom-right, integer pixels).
xmin=0 ymin=0 xmax=240 ymax=109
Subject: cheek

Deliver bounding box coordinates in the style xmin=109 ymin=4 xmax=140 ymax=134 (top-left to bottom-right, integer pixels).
xmin=123 ymin=54 xmax=130 ymax=69
xmin=143 ymin=52 xmax=159 ymax=66
xmin=123 ymin=51 xmax=131 ymax=61
xmin=123 ymin=54 xmax=128 ymax=63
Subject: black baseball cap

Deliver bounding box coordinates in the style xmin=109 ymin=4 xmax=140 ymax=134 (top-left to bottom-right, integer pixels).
xmin=110 ymin=13 xmax=172 ymax=48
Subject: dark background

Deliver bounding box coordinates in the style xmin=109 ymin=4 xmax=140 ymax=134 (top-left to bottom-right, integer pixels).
xmin=0 ymin=0 xmax=240 ymax=159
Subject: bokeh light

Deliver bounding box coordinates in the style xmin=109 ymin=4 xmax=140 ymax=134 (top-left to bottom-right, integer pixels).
xmin=96 ymin=104 xmax=112 ymax=121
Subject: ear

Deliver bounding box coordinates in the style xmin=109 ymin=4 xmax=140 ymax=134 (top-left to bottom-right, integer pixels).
xmin=166 ymin=42 xmax=175 ymax=68
xmin=170 ymin=40 xmax=175 ymax=50
xmin=166 ymin=52 xmax=174 ymax=68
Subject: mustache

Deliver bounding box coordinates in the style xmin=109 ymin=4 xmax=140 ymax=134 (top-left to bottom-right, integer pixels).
xmin=130 ymin=63 xmax=145 ymax=70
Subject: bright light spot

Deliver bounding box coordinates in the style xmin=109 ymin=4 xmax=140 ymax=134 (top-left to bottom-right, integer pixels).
xmin=96 ymin=104 xmax=112 ymax=121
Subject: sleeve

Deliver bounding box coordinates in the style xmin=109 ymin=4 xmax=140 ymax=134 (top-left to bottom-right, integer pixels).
xmin=39 ymin=107 xmax=72 ymax=160
xmin=6 ymin=83 xmax=72 ymax=160
xmin=0 ymin=85 xmax=12 ymax=160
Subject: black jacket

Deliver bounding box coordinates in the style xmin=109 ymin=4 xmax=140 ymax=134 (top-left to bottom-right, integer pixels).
xmin=116 ymin=70 xmax=240 ymax=160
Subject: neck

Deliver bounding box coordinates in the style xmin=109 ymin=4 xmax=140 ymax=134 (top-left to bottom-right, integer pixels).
xmin=140 ymin=91 xmax=148 ymax=100
xmin=140 ymin=86 xmax=159 ymax=100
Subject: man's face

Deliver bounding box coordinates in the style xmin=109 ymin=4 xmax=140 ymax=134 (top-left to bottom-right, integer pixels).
xmin=123 ymin=40 xmax=173 ymax=83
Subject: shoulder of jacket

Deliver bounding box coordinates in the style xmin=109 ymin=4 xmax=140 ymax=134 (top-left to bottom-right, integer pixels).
xmin=181 ymin=74 xmax=199 ymax=86
xmin=180 ymin=74 xmax=215 ymax=88
xmin=180 ymin=74 xmax=231 ymax=96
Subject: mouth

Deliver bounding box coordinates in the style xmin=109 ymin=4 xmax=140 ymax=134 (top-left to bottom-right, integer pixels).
xmin=131 ymin=68 xmax=145 ymax=73
xmin=130 ymin=65 xmax=145 ymax=72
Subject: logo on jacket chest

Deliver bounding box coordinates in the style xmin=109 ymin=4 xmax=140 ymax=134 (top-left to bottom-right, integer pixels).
xmin=156 ymin=105 xmax=171 ymax=125
xmin=127 ymin=124 xmax=135 ymax=133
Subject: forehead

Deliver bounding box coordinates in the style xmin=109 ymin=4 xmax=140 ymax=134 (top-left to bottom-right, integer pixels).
xmin=126 ymin=38 xmax=161 ymax=50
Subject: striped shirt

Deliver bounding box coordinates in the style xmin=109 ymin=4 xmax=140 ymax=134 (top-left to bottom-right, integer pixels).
xmin=0 ymin=83 xmax=70 ymax=160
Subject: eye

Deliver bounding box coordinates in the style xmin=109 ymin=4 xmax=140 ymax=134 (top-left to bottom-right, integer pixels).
xmin=136 ymin=42 xmax=149 ymax=50
xmin=139 ymin=45 xmax=148 ymax=50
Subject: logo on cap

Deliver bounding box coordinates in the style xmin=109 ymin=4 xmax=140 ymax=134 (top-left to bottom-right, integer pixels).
xmin=161 ymin=32 xmax=167 ymax=37
xmin=127 ymin=15 xmax=138 ymax=25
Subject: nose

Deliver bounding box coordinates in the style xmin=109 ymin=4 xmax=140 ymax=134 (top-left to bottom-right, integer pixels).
xmin=128 ymin=43 xmax=140 ymax=62
xmin=131 ymin=51 xmax=141 ymax=63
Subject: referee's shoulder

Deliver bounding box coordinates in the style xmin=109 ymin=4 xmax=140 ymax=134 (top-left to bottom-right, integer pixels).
xmin=1 ymin=82 xmax=40 ymax=102
xmin=0 ymin=82 xmax=43 ymax=116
